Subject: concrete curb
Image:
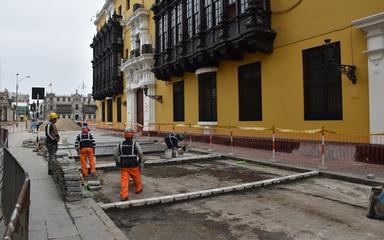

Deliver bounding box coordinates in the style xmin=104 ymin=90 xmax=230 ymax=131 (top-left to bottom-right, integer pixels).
xmin=99 ymin=170 xmax=319 ymax=210
xmin=87 ymin=198 xmax=129 ymax=240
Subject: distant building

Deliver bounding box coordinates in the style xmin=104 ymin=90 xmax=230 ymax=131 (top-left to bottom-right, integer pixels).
xmin=43 ymin=91 xmax=97 ymax=121
xmin=0 ymin=89 xmax=13 ymax=122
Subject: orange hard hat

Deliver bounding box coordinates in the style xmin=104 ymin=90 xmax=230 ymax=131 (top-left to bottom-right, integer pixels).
xmin=124 ymin=128 xmax=134 ymax=139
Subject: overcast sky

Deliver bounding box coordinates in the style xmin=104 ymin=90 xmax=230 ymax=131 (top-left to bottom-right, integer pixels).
xmin=0 ymin=0 xmax=105 ymax=97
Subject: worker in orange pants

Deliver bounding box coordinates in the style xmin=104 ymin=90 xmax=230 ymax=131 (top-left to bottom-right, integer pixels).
xmin=75 ymin=125 xmax=96 ymax=177
xmin=114 ymin=128 xmax=143 ymax=201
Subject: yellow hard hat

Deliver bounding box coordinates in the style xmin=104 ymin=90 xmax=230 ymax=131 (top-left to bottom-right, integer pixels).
xmin=49 ymin=112 xmax=58 ymax=120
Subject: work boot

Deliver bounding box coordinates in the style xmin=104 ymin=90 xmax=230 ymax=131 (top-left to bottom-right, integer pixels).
xmin=135 ymin=188 xmax=143 ymax=194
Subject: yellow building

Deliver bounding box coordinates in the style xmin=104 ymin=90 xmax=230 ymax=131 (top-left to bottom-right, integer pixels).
xmin=152 ymin=0 xmax=384 ymax=136
xmin=92 ymin=0 xmax=156 ymax=131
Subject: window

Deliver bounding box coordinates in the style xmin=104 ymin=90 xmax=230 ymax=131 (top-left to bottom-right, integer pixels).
xmin=238 ymin=62 xmax=262 ymax=121
xmin=126 ymin=0 xmax=130 ymax=10
xmin=102 ymin=100 xmax=105 ymax=122
xmin=118 ymin=6 xmax=122 ymax=15
xmin=63 ymin=115 xmax=65 ymax=119
xmin=171 ymin=9 xmax=176 ymax=46
xmin=187 ymin=0 xmax=193 ymax=38
xmin=159 ymin=17 xmax=163 ymax=51
xmin=240 ymin=0 xmax=248 ymax=13
xmin=117 ymin=97 xmax=122 ymax=122
xmin=50 ymin=105 xmax=53 ymax=111
xmin=198 ymin=72 xmax=217 ymax=122
xmin=163 ymin=14 xmax=168 ymax=50
xmin=227 ymin=0 xmax=237 ymax=19
xmin=173 ymin=81 xmax=185 ymax=121
xmin=75 ymin=104 xmax=79 ymax=110
xmin=213 ymin=0 xmax=222 ymax=25
xmin=176 ymin=2 xmax=183 ymax=42
xmin=107 ymin=99 xmax=113 ymax=122
xmin=204 ymin=0 xmax=212 ymax=30
xmin=193 ymin=0 xmax=200 ymax=34
xmin=303 ymin=42 xmax=342 ymax=120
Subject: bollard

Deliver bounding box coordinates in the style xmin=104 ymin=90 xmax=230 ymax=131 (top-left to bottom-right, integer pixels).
xmin=271 ymin=126 xmax=276 ymax=162
xmin=319 ymin=127 xmax=327 ymax=170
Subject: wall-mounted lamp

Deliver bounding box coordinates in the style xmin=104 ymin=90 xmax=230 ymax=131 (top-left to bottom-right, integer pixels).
xmin=142 ymin=85 xmax=162 ymax=103
xmin=122 ymin=101 xmax=127 ymax=106
xmin=323 ymin=39 xmax=357 ymax=84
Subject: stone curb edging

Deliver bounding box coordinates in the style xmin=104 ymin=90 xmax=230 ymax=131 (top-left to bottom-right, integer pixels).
xmin=92 ymin=153 xmax=222 ymax=171
xmin=99 ymin=170 xmax=319 ymax=210
xmin=87 ymin=198 xmax=129 ymax=240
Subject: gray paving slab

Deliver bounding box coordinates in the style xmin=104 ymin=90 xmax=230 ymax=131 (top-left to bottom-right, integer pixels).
xmin=7 ymin=131 xmax=128 ymax=240
xmin=29 ymin=230 xmax=48 ymax=240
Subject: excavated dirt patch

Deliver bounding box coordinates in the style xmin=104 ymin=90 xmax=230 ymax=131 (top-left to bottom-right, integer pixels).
xmin=105 ymin=178 xmax=383 ymax=240
xmin=95 ymin=159 xmax=292 ymax=203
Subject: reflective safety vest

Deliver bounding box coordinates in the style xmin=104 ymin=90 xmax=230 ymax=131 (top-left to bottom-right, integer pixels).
xmin=78 ymin=133 xmax=94 ymax=149
xmin=164 ymin=134 xmax=179 ymax=149
xmin=119 ymin=140 xmax=138 ymax=168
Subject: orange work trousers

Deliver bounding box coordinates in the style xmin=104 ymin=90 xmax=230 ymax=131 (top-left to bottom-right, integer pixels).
xmin=79 ymin=147 xmax=96 ymax=176
xmin=120 ymin=167 xmax=142 ymax=200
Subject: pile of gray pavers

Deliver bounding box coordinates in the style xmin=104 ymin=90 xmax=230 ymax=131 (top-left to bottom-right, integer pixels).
xmin=50 ymin=153 xmax=84 ymax=202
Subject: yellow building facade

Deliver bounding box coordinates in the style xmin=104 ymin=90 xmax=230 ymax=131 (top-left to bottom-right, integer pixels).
xmin=152 ymin=0 xmax=384 ymax=135
xmin=93 ymin=0 xmax=384 ymax=136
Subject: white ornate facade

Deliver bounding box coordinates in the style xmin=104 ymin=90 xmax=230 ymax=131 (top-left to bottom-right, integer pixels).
xmin=121 ymin=6 xmax=156 ymax=131
xmin=353 ymin=12 xmax=384 ymax=135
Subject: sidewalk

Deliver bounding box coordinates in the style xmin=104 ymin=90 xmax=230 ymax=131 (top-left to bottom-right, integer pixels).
xmin=7 ymin=131 xmax=127 ymax=240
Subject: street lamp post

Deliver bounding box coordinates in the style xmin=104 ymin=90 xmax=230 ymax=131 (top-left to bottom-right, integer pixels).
xmin=15 ymin=73 xmax=31 ymax=121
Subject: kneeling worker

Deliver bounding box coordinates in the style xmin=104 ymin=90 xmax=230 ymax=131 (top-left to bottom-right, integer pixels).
xmin=114 ymin=128 xmax=143 ymax=201
xmin=75 ymin=125 xmax=96 ymax=177
xmin=164 ymin=133 xmax=186 ymax=154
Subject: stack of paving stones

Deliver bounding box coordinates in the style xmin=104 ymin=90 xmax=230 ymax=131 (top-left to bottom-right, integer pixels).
xmin=51 ymin=155 xmax=84 ymax=202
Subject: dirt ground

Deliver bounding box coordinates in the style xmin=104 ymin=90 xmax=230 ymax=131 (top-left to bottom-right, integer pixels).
xmin=95 ymin=159 xmax=295 ymax=203
xmin=106 ymin=177 xmax=383 ymax=240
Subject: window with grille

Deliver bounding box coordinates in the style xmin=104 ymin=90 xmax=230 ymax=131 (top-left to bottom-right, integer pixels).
xmin=176 ymin=2 xmax=183 ymax=42
xmin=117 ymin=97 xmax=122 ymax=122
xmin=213 ymin=0 xmax=222 ymax=25
xmin=240 ymin=0 xmax=248 ymax=13
xmin=173 ymin=81 xmax=185 ymax=121
xmin=187 ymin=0 xmax=193 ymax=38
xmin=238 ymin=62 xmax=262 ymax=121
xmin=163 ymin=14 xmax=168 ymax=49
xmin=107 ymin=99 xmax=113 ymax=122
xmin=171 ymin=9 xmax=176 ymax=46
xmin=204 ymin=0 xmax=212 ymax=30
xmin=198 ymin=72 xmax=217 ymax=122
xmin=227 ymin=0 xmax=237 ymax=19
xmin=194 ymin=0 xmax=200 ymax=34
xmin=159 ymin=17 xmax=163 ymax=51
xmin=102 ymin=101 xmax=105 ymax=122
xmin=303 ymin=42 xmax=342 ymax=120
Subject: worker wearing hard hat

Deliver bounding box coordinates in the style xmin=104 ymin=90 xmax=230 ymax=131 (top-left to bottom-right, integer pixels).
xmin=114 ymin=128 xmax=143 ymax=201
xmin=164 ymin=133 xmax=186 ymax=153
xmin=75 ymin=125 xmax=96 ymax=177
xmin=45 ymin=112 xmax=60 ymax=175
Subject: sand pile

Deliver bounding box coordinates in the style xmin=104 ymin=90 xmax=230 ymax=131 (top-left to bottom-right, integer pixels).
xmin=40 ymin=119 xmax=81 ymax=131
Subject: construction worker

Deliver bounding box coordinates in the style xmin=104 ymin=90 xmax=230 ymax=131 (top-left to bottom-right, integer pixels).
xmin=45 ymin=112 xmax=60 ymax=175
xmin=164 ymin=133 xmax=186 ymax=153
xmin=114 ymin=128 xmax=143 ymax=201
xmin=75 ymin=125 xmax=96 ymax=177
